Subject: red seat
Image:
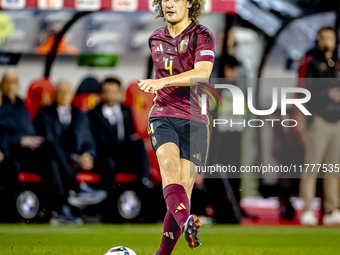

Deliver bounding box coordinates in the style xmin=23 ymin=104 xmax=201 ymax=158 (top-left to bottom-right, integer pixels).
xmin=124 ymin=81 xmax=154 ymax=139
xmin=116 ymin=173 xmax=138 ymax=183
xmin=73 ymin=93 xmax=102 ymax=113
xmin=73 ymin=76 xmax=102 ymax=112
xmin=75 ymin=172 xmax=138 ymax=184
xmin=18 ymin=172 xmax=42 ymax=183
xmin=76 ymin=172 xmax=101 ymax=184
xmin=73 ymin=79 xmax=139 ymax=185
xmin=25 ymin=78 xmax=54 ymax=119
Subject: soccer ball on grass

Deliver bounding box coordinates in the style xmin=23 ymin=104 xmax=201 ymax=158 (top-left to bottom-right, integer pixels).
xmin=105 ymin=246 xmax=136 ymax=255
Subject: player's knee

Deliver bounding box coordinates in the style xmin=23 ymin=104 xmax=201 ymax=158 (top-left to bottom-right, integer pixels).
xmin=156 ymin=145 xmax=174 ymax=158
xmin=160 ymin=158 xmax=180 ymax=174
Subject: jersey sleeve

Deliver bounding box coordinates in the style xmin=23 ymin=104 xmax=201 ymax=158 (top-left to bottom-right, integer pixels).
xmin=148 ymin=35 xmax=153 ymax=51
xmin=148 ymin=28 xmax=162 ymax=51
xmin=148 ymin=32 xmax=156 ymax=51
xmin=194 ymin=28 xmax=215 ymax=65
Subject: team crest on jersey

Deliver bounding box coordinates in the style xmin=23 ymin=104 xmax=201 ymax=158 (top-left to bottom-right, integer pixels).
xmin=179 ymin=38 xmax=189 ymax=53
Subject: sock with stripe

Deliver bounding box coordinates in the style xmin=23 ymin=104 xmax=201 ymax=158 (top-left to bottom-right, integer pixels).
xmin=157 ymin=210 xmax=182 ymax=255
xmin=163 ymin=184 xmax=190 ymax=230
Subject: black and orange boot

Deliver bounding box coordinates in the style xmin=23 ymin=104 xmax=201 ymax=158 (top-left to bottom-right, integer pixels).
xmin=182 ymin=215 xmax=202 ymax=250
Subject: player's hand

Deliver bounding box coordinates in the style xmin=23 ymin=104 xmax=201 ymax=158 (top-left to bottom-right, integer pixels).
xmin=328 ymin=87 xmax=340 ymax=103
xmin=137 ymin=78 xmax=165 ymax=94
xmin=0 ymin=151 xmax=4 ymax=163
xmin=20 ymin=136 xmax=44 ymax=150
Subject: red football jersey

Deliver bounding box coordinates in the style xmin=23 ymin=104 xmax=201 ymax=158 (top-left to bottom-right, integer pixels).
xmin=148 ymin=21 xmax=215 ymax=125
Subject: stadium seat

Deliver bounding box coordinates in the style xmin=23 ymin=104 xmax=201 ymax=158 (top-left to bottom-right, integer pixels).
xmin=76 ymin=172 xmax=101 ymax=184
xmin=75 ymin=172 xmax=138 ymax=184
xmin=16 ymin=172 xmax=45 ymax=221
xmin=18 ymin=78 xmax=54 ymax=220
xmin=25 ymin=78 xmax=54 ymax=119
xmin=71 ymin=79 xmax=148 ymax=221
xmin=116 ymin=173 xmax=138 ymax=183
xmin=18 ymin=172 xmax=42 ymax=183
xmin=124 ymin=81 xmax=154 ymax=138
xmin=73 ymin=76 xmax=102 ymax=112
xmin=73 ymin=93 xmax=102 ymax=113
xmin=74 ymin=78 xmax=139 ymax=185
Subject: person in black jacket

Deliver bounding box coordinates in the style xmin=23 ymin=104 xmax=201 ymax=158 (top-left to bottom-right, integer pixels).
xmin=0 ymin=88 xmax=20 ymax=222
xmin=0 ymin=70 xmax=46 ymax=221
xmin=0 ymin=89 xmax=8 ymax=161
xmin=1 ymin=70 xmax=44 ymax=159
xmin=89 ymin=77 xmax=150 ymax=185
xmin=299 ymin=27 xmax=340 ymax=226
xmin=0 ymin=70 xmax=44 ymax=177
xmin=35 ymin=81 xmax=112 ymax=224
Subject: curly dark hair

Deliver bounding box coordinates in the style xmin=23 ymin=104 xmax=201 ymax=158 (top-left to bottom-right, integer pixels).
xmin=152 ymin=0 xmax=206 ymax=23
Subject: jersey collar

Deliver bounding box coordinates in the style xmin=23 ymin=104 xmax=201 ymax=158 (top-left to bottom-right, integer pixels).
xmin=165 ymin=20 xmax=195 ymax=38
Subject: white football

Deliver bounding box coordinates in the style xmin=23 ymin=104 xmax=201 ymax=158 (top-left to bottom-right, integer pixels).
xmin=105 ymin=246 xmax=137 ymax=255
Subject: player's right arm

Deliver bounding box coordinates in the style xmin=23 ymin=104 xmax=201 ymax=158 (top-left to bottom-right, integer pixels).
xmin=137 ymin=61 xmax=213 ymax=93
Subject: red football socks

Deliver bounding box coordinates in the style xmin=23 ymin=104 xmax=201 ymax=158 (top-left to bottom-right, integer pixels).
xmin=157 ymin=210 xmax=182 ymax=255
xmin=163 ymin=184 xmax=190 ymax=230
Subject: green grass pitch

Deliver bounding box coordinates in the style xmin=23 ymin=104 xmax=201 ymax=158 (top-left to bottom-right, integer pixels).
xmin=0 ymin=224 xmax=340 ymax=255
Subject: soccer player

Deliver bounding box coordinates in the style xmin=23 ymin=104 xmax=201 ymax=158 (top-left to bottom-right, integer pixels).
xmin=137 ymin=0 xmax=215 ymax=253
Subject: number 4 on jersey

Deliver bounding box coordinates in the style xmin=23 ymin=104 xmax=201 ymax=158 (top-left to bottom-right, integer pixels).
xmin=164 ymin=58 xmax=173 ymax=76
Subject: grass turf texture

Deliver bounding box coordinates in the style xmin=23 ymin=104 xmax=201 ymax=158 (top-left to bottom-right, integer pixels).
xmin=0 ymin=224 xmax=340 ymax=255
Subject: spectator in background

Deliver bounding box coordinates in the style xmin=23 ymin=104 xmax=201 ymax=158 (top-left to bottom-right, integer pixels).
xmin=0 ymin=70 xmax=44 ymax=159
xmin=0 ymin=70 xmax=49 ymax=184
xmin=213 ymin=28 xmax=238 ymax=79
xmin=219 ymin=54 xmax=240 ymax=79
xmin=208 ymin=55 xmax=252 ymax=223
xmin=25 ymin=78 xmax=54 ymax=120
xmin=89 ymin=77 xmax=151 ymax=187
xmin=0 ymin=89 xmax=7 ymax=162
xmin=0 ymin=88 xmax=19 ymax=222
xmin=225 ymin=29 xmax=237 ymax=54
xmin=299 ymin=27 xmax=340 ymax=226
xmin=35 ymin=81 xmax=112 ymax=225
xmin=0 ymin=70 xmax=50 ymax=221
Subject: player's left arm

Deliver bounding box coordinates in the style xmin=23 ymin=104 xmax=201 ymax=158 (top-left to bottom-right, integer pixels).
xmin=138 ymin=28 xmax=215 ymax=94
